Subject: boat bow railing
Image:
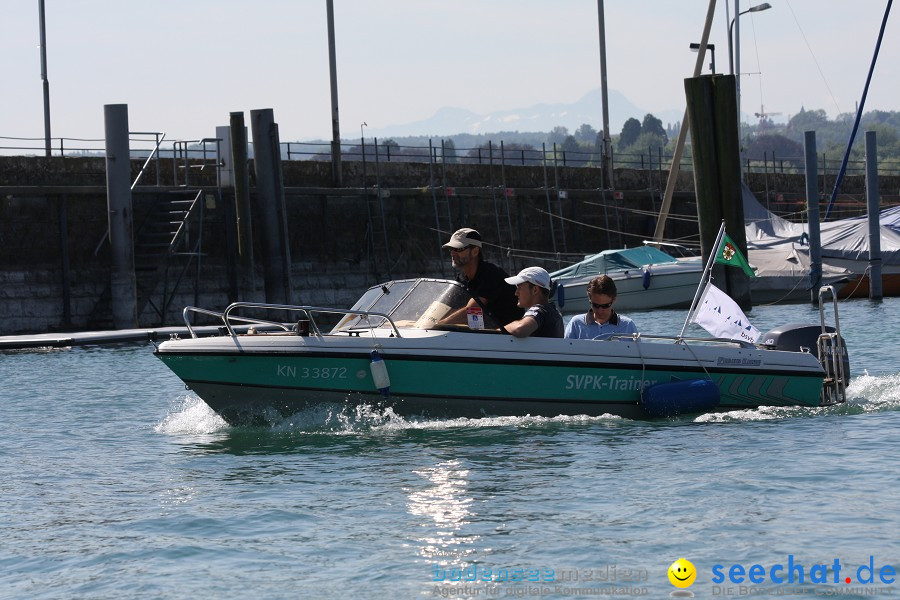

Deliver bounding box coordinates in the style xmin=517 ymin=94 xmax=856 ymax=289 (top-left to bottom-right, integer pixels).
xmin=182 ymin=302 xmax=402 ymax=339
xmin=605 ymin=333 xmax=756 ymax=348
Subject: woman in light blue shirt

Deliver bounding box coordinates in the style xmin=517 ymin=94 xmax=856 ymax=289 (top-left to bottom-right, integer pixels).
xmin=564 ymin=275 xmax=638 ymax=340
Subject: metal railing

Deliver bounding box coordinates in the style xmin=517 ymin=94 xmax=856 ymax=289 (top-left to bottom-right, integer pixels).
xmin=4 ymin=134 xmax=900 ymax=178
xmin=171 ymin=137 xmax=223 ymax=187
xmin=130 ymin=132 xmax=166 ymax=188
xmin=0 ymin=133 xmax=220 ymax=164
xmin=182 ymin=302 xmax=402 ymax=339
xmin=278 ymin=139 xmax=900 ymax=177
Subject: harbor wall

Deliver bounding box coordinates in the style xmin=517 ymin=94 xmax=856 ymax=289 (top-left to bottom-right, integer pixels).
xmin=1 ymin=156 xmax=895 ymax=335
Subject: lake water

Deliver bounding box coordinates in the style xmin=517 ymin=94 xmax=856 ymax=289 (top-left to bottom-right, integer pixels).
xmin=2 ymin=297 xmax=899 ymax=599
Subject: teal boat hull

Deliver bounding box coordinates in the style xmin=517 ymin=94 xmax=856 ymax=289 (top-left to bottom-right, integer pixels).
xmin=156 ymin=331 xmax=826 ymax=424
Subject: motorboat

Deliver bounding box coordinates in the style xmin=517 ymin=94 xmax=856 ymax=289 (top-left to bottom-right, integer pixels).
xmin=549 ymin=244 xmax=703 ymax=313
xmin=154 ymin=278 xmax=849 ymax=425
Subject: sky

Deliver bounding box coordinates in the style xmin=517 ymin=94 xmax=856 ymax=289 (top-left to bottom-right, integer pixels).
xmin=2 ymin=0 xmax=897 ymax=149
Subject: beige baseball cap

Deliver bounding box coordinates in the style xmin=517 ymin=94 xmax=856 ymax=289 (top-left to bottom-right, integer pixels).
xmin=442 ymin=228 xmax=483 ymax=249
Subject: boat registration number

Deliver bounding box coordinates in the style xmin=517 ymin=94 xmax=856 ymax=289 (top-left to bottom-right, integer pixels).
xmin=277 ymin=365 xmax=348 ymax=380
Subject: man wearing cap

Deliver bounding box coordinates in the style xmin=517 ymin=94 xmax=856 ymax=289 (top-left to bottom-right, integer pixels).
xmin=503 ymin=266 xmax=564 ymax=338
xmin=441 ymin=228 xmax=523 ymax=327
xmin=564 ymin=275 xmax=638 ymax=340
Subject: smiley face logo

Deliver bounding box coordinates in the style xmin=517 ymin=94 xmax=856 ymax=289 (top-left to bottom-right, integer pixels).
xmin=668 ymin=558 xmax=697 ymax=588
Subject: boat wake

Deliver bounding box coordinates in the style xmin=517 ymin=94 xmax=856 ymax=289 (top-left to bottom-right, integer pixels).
xmin=695 ymin=371 xmax=900 ymax=423
xmin=844 ymin=371 xmax=900 ymax=411
xmin=154 ymin=395 xmax=229 ymax=434
xmin=154 ymin=393 xmax=627 ymax=435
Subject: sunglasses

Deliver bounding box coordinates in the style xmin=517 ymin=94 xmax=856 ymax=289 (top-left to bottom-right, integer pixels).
xmin=449 ymin=246 xmax=472 ymax=253
xmin=590 ymin=301 xmax=613 ymax=310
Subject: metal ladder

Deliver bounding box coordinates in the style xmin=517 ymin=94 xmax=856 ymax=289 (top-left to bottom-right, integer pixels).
xmin=542 ymin=143 xmax=568 ymax=257
xmin=429 ymin=140 xmax=453 ymax=274
xmin=817 ymin=286 xmax=849 ymax=405
xmin=365 ymin=139 xmax=392 ymax=280
xmin=547 ymin=189 xmax=568 ymax=256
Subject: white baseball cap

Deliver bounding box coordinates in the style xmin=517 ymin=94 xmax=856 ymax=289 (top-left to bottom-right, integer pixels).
xmin=505 ymin=266 xmax=551 ymax=290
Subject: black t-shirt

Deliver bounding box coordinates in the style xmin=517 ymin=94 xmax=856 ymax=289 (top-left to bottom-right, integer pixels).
xmin=457 ymin=260 xmax=524 ymax=326
xmin=523 ymin=302 xmax=564 ymax=338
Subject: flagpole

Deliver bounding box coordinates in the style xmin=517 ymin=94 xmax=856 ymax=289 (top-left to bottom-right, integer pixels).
xmin=679 ymin=220 xmax=726 ymax=337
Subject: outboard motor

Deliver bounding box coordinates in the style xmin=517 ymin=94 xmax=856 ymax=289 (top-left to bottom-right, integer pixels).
xmin=760 ymin=323 xmax=850 ymax=404
xmin=761 ymin=323 xmax=851 ymax=386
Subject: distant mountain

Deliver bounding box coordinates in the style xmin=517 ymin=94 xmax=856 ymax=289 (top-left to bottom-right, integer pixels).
xmin=360 ymin=88 xmax=677 ymax=139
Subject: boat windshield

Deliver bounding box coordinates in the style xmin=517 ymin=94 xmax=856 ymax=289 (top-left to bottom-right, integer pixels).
xmin=330 ymin=278 xmax=498 ymax=332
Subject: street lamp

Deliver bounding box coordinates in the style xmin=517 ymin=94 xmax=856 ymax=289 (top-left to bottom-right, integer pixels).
xmin=38 ymin=0 xmax=52 ymax=157
xmin=326 ymin=0 xmax=341 ymax=186
xmin=729 ymin=1 xmax=771 ymax=170
xmin=728 ymin=2 xmax=771 ymax=75
xmin=596 ymin=0 xmax=614 ymax=189
xmin=360 ymin=122 xmax=368 ymax=188
xmin=690 ymin=42 xmax=716 ymax=74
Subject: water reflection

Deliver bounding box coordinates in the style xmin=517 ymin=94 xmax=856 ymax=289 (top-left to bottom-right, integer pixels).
xmin=405 ymin=459 xmax=479 ymax=561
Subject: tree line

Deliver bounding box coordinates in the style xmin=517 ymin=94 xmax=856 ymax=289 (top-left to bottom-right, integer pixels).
xmin=300 ymin=108 xmax=900 ymax=169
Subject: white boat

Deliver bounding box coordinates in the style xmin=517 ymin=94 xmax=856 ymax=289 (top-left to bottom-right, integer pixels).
xmin=549 ymin=245 xmax=703 ymax=313
xmin=154 ymin=278 xmax=849 ymax=425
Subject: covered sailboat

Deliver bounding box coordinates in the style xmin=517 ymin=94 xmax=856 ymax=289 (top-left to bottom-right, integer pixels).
xmin=743 ymin=183 xmax=900 ymax=298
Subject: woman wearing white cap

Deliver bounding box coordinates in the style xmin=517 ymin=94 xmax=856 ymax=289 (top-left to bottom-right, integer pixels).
xmin=502 ymin=267 xmax=564 ymax=338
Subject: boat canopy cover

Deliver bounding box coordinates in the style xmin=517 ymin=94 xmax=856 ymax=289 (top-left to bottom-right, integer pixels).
xmin=743 ymin=183 xmax=900 ymax=266
xmin=550 ymin=246 xmax=678 ymax=280
xmin=744 ymin=247 xmax=851 ymax=286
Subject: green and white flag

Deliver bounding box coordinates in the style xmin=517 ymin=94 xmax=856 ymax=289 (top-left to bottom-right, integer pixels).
xmin=715 ymin=233 xmax=756 ymax=278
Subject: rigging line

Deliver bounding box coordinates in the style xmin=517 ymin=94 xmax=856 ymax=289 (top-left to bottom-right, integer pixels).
xmin=749 ymin=15 xmax=766 ymax=118
xmin=581 ymin=201 xmax=703 ymax=225
xmin=532 ymin=209 xmax=701 ymax=250
xmin=824 ymin=0 xmax=894 ymax=220
xmin=499 ymin=246 xmax=583 ymax=260
xmin=839 ymin=265 xmax=872 ymax=299
xmin=757 ymin=273 xmax=809 ymax=307
xmin=582 ymin=201 xmax=700 ymax=223
xmin=682 ymin=341 xmax=714 ymax=382
xmin=784 ymin=0 xmax=843 ymax=117
xmin=504 ymin=250 xmax=583 ymax=264
xmin=533 ymin=207 xmax=659 ymax=242
xmin=480 ymin=239 xmax=583 ymax=262
xmin=658 ymin=234 xmax=702 ymax=246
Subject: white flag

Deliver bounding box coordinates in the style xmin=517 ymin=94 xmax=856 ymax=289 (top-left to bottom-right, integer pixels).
xmin=690 ymin=282 xmax=760 ymax=343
